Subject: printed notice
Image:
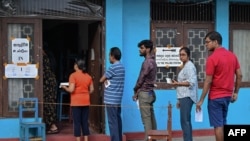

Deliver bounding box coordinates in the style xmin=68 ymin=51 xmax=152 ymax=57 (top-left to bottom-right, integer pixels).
xmin=12 ymin=38 xmax=30 ymax=64
xmin=155 ymin=47 xmax=182 ymax=67
xmin=5 ymin=64 xmax=38 ymax=78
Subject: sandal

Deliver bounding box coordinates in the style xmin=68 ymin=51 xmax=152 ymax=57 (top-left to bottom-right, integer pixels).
xmin=47 ymin=128 xmax=59 ymax=134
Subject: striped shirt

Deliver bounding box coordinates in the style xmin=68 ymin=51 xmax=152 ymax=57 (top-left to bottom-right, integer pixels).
xmin=104 ymin=61 xmax=125 ymax=104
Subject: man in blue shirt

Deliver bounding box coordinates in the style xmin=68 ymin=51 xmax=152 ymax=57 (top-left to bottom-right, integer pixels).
xmin=100 ymin=47 xmax=125 ymax=141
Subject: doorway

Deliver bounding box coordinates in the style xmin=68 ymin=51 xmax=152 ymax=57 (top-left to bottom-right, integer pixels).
xmin=42 ymin=19 xmax=105 ymax=133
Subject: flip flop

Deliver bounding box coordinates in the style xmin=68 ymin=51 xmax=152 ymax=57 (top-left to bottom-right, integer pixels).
xmin=47 ymin=129 xmax=59 ymax=134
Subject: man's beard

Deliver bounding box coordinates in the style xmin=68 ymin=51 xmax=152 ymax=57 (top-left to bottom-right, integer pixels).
xmin=139 ymin=52 xmax=145 ymax=56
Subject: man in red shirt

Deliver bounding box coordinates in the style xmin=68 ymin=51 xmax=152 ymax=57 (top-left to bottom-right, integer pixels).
xmin=196 ymin=31 xmax=242 ymax=141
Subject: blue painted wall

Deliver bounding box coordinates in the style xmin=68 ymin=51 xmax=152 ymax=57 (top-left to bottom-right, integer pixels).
xmin=0 ymin=118 xmax=42 ymax=138
xmin=215 ymin=0 xmax=229 ymax=48
xmin=122 ymin=0 xmax=151 ymax=132
xmin=0 ymin=118 xmax=19 ymax=138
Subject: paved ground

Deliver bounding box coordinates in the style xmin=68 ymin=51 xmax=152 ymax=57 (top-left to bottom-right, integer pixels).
xmin=173 ymin=136 xmax=215 ymax=141
xmin=130 ymin=136 xmax=215 ymax=141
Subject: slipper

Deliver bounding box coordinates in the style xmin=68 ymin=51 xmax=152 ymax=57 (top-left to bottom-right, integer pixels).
xmin=47 ymin=129 xmax=59 ymax=134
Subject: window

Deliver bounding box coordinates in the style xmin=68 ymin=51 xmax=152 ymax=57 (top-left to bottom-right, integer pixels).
xmin=150 ymin=0 xmax=214 ymax=89
xmin=230 ymin=24 xmax=250 ymax=87
xmin=230 ymin=2 xmax=250 ymax=87
xmin=151 ymin=23 xmax=213 ymax=89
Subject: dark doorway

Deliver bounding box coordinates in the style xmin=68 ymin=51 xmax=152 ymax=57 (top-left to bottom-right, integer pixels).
xmin=43 ymin=20 xmax=82 ymax=81
xmin=42 ymin=19 xmax=104 ymax=133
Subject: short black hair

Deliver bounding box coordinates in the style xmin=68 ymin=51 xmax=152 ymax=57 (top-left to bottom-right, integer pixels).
xmin=205 ymin=31 xmax=222 ymax=45
xmin=137 ymin=40 xmax=153 ymax=51
xmin=110 ymin=47 xmax=122 ymax=60
xmin=180 ymin=47 xmax=190 ymax=58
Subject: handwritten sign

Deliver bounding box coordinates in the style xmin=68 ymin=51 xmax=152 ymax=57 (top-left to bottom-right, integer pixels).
xmin=12 ymin=38 xmax=29 ymax=64
xmin=5 ymin=64 xmax=38 ymax=78
xmin=155 ymin=47 xmax=182 ymax=67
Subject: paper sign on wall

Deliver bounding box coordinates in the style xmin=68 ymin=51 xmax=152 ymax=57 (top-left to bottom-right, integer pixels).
xmin=155 ymin=47 xmax=182 ymax=67
xmin=5 ymin=64 xmax=38 ymax=78
xmin=12 ymin=38 xmax=30 ymax=64
xmin=4 ymin=37 xmax=38 ymax=79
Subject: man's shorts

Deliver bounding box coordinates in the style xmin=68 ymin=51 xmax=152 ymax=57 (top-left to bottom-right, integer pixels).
xmin=208 ymin=96 xmax=231 ymax=127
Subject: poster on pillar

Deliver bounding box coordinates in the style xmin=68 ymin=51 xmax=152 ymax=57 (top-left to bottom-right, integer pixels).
xmin=4 ymin=37 xmax=38 ymax=79
xmin=155 ymin=47 xmax=182 ymax=67
xmin=4 ymin=64 xmax=38 ymax=78
xmin=12 ymin=38 xmax=30 ymax=64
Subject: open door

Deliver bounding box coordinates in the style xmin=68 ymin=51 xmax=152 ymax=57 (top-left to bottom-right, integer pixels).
xmin=87 ymin=21 xmax=105 ymax=133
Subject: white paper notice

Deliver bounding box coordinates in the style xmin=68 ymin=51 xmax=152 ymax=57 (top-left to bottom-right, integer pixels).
xmin=105 ymin=80 xmax=111 ymax=88
xmin=195 ymin=110 xmax=203 ymax=122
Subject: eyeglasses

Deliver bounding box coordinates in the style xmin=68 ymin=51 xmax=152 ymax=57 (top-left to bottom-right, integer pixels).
xmin=179 ymin=53 xmax=187 ymax=56
xmin=205 ymin=40 xmax=212 ymax=44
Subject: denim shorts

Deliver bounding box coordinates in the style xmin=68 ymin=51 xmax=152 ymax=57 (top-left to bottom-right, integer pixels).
xmin=208 ymin=96 xmax=231 ymax=127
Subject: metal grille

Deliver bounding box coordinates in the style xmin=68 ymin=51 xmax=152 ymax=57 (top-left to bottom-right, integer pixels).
xmin=155 ymin=28 xmax=179 ymax=83
xmin=187 ymin=29 xmax=208 ymax=82
xmin=230 ymin=2 xmax=250 ymax=22
xmin=154 ymin=26 xmax=209 ymax=83
xmin=151 ymin=0 xmax=214 ymax=22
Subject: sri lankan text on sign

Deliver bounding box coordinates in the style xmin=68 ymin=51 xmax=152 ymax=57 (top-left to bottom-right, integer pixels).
xmin=4 ymin=37 xmax=38 ymax=78
xmin=155 ymin=47 xmax=182 ymax=67
xmin=12 ymin=38 xmax=29 ymax=64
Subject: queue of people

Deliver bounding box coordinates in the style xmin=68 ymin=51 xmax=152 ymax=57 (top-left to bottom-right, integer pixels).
xmin=53 ymin=31 xmax=242 ymax=141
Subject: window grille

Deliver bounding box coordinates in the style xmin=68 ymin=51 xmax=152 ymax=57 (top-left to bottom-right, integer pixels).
xmin=230 ymin=2 xmax=250 ymax=23
xmin=151 ymin=0 xmax=214 ymax=22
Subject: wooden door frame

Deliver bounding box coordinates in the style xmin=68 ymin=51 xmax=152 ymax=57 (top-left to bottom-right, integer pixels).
xmin=151 ymin=22 xmax=214 ymax=89
xmin=1 ymin=18 xmax=43 ymax=117
xmin=151 ymin=23 xmax=183 ymax=47
xmin=0 ymin=19 xmax=2 ymax=115
xmin=87 ymin=21 xmax=105 ymax=133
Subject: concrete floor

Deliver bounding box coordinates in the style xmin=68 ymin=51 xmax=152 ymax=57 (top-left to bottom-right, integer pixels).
xmin=129 ymin=136 xmax=215 ymax=141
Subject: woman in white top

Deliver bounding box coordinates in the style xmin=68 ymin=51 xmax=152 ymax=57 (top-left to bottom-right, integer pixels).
xmin=171 ymin=47 xmax=198 ymax=141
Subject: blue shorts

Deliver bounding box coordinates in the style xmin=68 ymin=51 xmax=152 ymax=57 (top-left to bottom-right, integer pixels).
xmin=208 ymin=97 xmax=231 ymax=127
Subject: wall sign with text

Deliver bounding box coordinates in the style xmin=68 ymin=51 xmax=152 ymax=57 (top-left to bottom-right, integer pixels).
xmin=4 ymin=64 xmax=38 ymax=78
xmin=155 ymin=47 xmax=182 ymax=67
xmin=12 ymin=38 xmax=30 ymax=64
xmin=4 ymin=37 xmax=39 ymax=79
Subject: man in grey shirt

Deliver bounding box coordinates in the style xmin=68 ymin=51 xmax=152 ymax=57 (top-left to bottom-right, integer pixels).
xmin=133 ymin=39 xmax=157 ymax=141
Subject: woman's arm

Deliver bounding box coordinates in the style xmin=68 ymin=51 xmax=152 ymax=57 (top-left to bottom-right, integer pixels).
xmin=61 ymin=83 xmax=75 ymax=93
xmin=89 ymin=83 xmax=94 ymax=94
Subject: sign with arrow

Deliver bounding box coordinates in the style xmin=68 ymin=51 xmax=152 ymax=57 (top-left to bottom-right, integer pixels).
xmin=155 ymin=47 xmax=182 ymax=67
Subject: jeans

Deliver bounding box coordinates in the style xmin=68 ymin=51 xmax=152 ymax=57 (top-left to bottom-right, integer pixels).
xmin=71 ymin=106 xmax=90 ymax=137
xmin=179 ymin=97 xmax=194 ymax=141
xmin=106 ymin=104 xmax=122 ymax=141
xmin=138 ymin=91 xmax=157 ymax=141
